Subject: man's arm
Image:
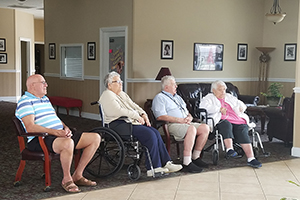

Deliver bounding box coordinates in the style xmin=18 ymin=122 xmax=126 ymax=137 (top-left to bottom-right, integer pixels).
xmin=21 ymin=114 xmax=72 ymax=138
xmin=157 ymin=113 xmax=193 ymax=124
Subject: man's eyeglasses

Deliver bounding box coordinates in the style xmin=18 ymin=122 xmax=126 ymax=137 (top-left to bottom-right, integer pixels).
xmin=111 ymin=80 xmax=123 ymax=84
xmin=34 ymin=81 xmax=47 ymax=85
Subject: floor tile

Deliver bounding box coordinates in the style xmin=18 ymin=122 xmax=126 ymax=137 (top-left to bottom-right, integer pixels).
xmin=220 ymin=182 xmax=263 ymax=195
xmin=175 ymin=191 xmax=219 ymax=200
xmin=221 ymin=193 xmax=266 ymax=200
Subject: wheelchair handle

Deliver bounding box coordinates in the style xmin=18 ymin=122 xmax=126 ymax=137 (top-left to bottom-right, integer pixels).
xmin=90 ymin=101 xmax=99 ymax=105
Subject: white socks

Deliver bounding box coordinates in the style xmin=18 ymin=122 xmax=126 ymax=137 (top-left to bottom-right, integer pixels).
xmin=183 ymin=156 xmax=192 ymax=166
xmin=247 ymin=157 xmax=255 ymax=162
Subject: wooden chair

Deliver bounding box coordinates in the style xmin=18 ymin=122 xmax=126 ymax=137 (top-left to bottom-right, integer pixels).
xmin=144 ymin=99 xmax=183 ymax=159
xmin=12 ymin=116 xmax=80 ymax=191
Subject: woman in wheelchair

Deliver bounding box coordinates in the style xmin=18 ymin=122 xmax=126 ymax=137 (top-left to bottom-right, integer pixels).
xmin=200 ymin=80 xmax=262 ymax=168
xmin=99 ymin=71 xmax=182 ymax=176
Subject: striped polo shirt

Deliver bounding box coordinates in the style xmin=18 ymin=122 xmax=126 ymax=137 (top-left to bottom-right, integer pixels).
xmin=15 ymin=91 xmax=64 ymax=142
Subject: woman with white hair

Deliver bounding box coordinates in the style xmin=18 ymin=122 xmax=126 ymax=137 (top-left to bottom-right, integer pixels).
xmin=200 ymin=80 xmax=262 ymax=168
xmin=99 ymin=71 xmax=182 ymax=176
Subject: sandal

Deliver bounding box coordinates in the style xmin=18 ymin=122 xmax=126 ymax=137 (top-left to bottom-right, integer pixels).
xmin=74 ymin=177 xmax=97 ymax=187
xmin=61 ymin=181 xmax=81 ymax=193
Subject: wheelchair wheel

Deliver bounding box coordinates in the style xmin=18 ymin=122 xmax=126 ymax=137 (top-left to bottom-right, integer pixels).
xmin=127 ymin=164 xmax=141 ymax=181
xmin=85 ymin=127 xmax=125 ymax=178
xmin=212 ymin=149 xmax=219 ymax=165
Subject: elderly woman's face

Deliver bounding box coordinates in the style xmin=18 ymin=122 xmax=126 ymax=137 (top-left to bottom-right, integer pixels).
xmin=213 ymin=84 xmax=226 ymax=99
xmin=108 ymin=75 xmax=123 ymax=95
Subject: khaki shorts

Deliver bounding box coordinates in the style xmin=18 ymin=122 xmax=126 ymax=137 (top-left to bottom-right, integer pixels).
xmin=158 ymin=122 xmax=203 ymax=141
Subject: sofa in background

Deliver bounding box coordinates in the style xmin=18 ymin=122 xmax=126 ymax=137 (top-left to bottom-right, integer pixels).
xmin=176 ymin=82 xmax=260 ymax=119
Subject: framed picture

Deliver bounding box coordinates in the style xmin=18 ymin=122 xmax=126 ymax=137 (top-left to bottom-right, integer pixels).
xmin=193 ymin=43 xmax=224 ymax=71
xmin=0 ymin=38 xmax=6 ymax=51
xmin=161 ymin=40 xmax=173 ymax=59
xmin=87 ymin=42 xmax=96 ymax=60
xmin=0 ymin=53 xmax=7 ymax=64
xmin=237 ymin=43 xmax=248 ymax=61
xmin=49 ymin=43 xmax=56 ymax=59
xmin=284 ymin=43 xmax=297 ymax=61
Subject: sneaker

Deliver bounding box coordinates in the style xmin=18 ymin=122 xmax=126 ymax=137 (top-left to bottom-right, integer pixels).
xmin=225 ymin=149 xmax=240 ymax=159
xmin=192 ymin=158 xmax=209 ymax=168
xmin=147 ymin=167 xmax=169 ymax=177
xmin=247 ymin=159 xmax=262 ymax=168
xmin=163 ymin=161 xmax=183 ymax=173
xmin=183 ymin=162 xmax=203 ymax=173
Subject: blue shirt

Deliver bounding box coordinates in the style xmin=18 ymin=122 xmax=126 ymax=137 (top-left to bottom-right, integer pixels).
xmin=152 ymin=91 xmax=188 ymax=118
xmin=15 ymin=91 xmax=64 ymax=142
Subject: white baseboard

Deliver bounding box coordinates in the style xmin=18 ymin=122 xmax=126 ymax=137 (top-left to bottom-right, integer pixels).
xmin=55 ymin=107 xmax=101 ymax=121
xmin=291 ymin=147 xmax=300 ymax=157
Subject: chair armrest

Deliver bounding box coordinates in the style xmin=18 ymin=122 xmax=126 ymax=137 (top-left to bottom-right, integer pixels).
xmin=263 ymin=107 xmax=285 ymax=119
xmin=20 ymin=132 xmax=49 ymax=137
xmin=238 ymin=95 xmax=260 ymax=106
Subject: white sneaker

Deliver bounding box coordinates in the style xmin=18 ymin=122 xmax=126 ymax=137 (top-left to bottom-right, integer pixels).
xmin=147 ymin=167 xmax=169 ymax=177
xmin=163 ymin=161 xmax=183 ymax=173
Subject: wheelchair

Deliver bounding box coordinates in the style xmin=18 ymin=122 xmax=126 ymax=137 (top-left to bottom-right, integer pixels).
xmin=197 ymin=108 xmax=270 ymax=165
xmin=84 ymin=101 xmax=164 ymax=180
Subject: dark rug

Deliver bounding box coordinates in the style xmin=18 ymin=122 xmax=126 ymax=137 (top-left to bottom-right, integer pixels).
xmin=0 ymin=101 xmax=295 ymax=200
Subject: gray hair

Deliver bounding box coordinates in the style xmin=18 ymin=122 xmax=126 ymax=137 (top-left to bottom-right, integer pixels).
xmin=211 ymin=80 xmax=227 ymax=92
xmin=104 ymin=71 xmax=120 ymax=88
xmin=161 ymin=75 xmax=175 ymax=90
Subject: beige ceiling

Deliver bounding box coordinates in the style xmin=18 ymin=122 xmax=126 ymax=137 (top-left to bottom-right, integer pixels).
xmin=0 ymin=0 xmax=43 ymax=19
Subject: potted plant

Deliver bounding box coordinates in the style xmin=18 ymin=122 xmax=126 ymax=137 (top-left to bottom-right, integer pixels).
xmin=261 ymin=82 xmax=283 ymax=106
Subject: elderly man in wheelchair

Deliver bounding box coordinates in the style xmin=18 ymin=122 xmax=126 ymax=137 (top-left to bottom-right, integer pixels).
xmin=200 ymin=80 xmax=262 ymax=168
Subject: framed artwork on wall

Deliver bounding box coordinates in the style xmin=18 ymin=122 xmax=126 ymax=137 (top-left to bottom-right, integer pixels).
xmin=49 ymin=43 xmax=56 ymax=59
xmin=284 ymin=43 xmax=297 ymax=61
xmin=237 ymin=43 xmax=248 ymax=61
xmin=161 ymin=40 xmax=173 ymax=59
xmin=0 ymin=38 xmax=6 ymax=51
xmin=87 ymin=42 xmax=96 ymax=60
xmin=0 ymin=53 xmax=7 ymax=64
xmin=193 ymin=43 xmax=223 ymax=71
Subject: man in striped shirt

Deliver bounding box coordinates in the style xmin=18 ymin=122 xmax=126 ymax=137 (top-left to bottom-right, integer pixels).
xmin=15 ymin=74 xmax=100 ymax=193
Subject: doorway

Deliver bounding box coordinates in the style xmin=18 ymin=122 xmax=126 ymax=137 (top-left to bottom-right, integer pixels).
xmin=20 ymin=39 xmax=31 ymax=95
xmin=100 ymin=26 xmax=128 ymax=94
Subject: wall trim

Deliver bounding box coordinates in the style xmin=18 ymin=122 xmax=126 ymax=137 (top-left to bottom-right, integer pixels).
xmin=0 ymin=96 xmax=20 ymax=103
xmin=291 ymin=147 xmax=300 ymax=157
xmin=42 ymin=73 xmax=296 ymax=83
xmin=293 ymin=87 xmax=300 ymax=93
xmin=0 ymin=69 xmax=20 ymax=73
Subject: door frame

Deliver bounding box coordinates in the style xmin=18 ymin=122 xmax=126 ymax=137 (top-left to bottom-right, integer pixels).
xmin=19 ymin=37 xmax=33 ymax=94
xmin=99 ymin=26 xmax=128 ymax=94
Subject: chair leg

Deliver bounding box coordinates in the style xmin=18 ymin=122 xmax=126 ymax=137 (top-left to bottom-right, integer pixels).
xmin=44 ymin=160 xmax=51 ymax=187
xmin=176 ymin=143 xmax=180 ymax=159
xmin=15 ymin=160 xmax=26 ymax=182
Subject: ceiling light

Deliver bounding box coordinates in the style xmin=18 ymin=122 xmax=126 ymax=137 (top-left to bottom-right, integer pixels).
xmin=265 ymin=0 xmax=286 ymax=24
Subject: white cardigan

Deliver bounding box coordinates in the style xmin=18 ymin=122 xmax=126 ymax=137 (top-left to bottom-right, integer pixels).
xmin=199 ymin=93 xmax=249 ymax=130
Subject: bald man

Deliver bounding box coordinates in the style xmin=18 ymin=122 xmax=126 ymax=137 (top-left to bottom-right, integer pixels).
xmin=15 ymin=74 xmax=100 ymax=193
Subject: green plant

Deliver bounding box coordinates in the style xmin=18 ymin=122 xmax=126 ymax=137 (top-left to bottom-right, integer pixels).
xmin=261 ymin=82 xmax=283 ymax=98
xmin=280 ymin=181 xmax=300 ymax=200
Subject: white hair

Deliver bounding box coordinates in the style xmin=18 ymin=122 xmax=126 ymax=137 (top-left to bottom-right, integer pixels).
xmin=104 ymin=71 xmax=120 ymax=88
xmin=161 ymin=75 xmax=175 ymax=90
xmin=211 ymin=80 xmax=227 ymax=92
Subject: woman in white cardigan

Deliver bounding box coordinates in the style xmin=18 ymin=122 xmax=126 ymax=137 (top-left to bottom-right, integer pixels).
xmin=200 ymin=80 xmax=262 ymax=168
xmin=99 ymin=71 xmax=182 ymax=176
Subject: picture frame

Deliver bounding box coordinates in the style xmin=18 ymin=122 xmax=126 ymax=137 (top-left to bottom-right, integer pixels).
xmin=284 ymin=43 xmax=297 ymax=61
xmin=49 ymin=43 xmax=56 ymax=59
xmin=237 ymin=43 xmax=248 ymax=61
xmin=161 ymin=40 xmax=173 ymax=59
xmin=87 ymin=42 xmax=96 ymax=60
xmin=0 ymin=38 xmax=6 ymax=51
xmin=193 ymin=43 xmax=224 ymax=71
xmin=0 ymin=53 xmax=7 ymax=64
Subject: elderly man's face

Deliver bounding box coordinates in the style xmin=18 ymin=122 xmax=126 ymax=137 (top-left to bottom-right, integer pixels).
xmin=165 ymin=79 xmax=177 ymax=96
xmin=213 ymin=84 xmax=226 ymax=99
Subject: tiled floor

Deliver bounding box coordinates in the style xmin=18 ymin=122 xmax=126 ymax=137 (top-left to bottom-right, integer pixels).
xmin=45 ymin=158 xmax=300 ymax=200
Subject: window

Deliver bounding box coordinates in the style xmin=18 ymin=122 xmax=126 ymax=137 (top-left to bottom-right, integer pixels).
xmin=60 ymin=44 xmax=84 ymax=80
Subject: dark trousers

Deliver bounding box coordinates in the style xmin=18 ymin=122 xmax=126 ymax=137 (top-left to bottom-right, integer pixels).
xmin=132 ymin=125 xmax=171 ymax=170
xmin=216 ymin=120 xmax=251 ymax=144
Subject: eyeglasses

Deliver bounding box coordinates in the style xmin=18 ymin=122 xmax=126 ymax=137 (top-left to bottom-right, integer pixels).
xmin=111 ymin=80 xmax=123 ymax=84
xmin=34 ymin=81 xmax=47 ymax=85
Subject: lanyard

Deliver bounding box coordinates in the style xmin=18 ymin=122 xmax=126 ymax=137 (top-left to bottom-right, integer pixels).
xmin=161 ymin=92 xmax=189 ymax=116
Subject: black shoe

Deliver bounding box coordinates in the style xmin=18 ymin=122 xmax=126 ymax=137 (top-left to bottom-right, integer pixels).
xmin=183 ymin=162 xmax=203 ymax=173
xmin=192 ymin=157 xmax=209 ymax=168
xmin=247 ymin=159 xmax=262 ymax=168
xmin=225 ymin=149 xmax=242 ymax=159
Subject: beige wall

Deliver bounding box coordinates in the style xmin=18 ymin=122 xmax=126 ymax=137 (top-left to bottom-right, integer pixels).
xmin=34 ymin=19 xmax=44 ymax=43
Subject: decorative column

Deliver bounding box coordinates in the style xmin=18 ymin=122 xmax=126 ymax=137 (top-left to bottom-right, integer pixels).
xmin=256 ymin=47 xmax=275 ymax=103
